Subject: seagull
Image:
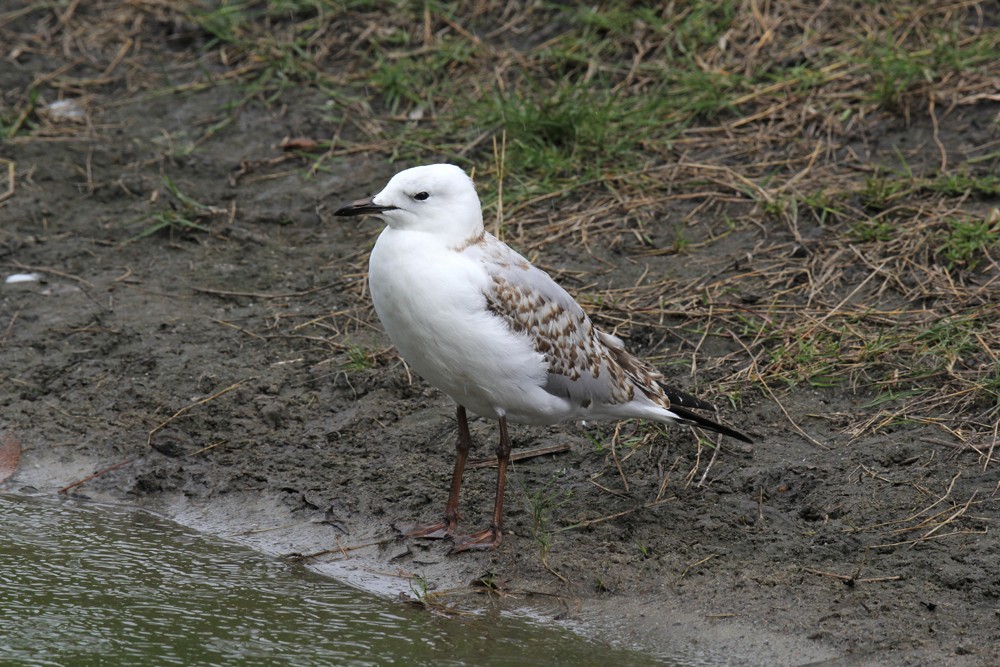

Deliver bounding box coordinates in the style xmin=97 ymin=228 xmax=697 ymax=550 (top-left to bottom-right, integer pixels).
xmin=334 ymin=164 xmax=752 ymax=552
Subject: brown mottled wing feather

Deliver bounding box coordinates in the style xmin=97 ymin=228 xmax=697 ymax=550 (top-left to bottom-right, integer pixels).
xmin=472 ymin=237 xmax=756 ymax=443
xmin=473 ymin=236 xmax=671 ymax=409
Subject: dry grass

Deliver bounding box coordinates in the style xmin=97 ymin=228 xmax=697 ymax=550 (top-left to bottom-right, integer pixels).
xmin=2 ymin=0 xmax=998 ymax=447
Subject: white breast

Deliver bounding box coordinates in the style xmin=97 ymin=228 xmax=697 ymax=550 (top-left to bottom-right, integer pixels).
xmin=368 ymin=228 xmax=571 ymax=423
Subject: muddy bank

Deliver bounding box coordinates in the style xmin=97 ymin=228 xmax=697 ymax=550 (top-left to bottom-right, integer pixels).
xmin=3 ymin=2 xmax=1000 ymax=665
xmin=4 ymin=145 xmax=996 ymax=662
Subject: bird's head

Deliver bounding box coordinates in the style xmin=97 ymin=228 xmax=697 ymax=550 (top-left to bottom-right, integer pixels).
xmin=334 ymin=164 xmax=484 ymax=243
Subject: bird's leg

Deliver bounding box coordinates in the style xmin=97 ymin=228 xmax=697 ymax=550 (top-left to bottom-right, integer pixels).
xmin=452 ymin=415 xmax=512 ymax=552
xmin=404 ymin=405 xmax=471 ymax=539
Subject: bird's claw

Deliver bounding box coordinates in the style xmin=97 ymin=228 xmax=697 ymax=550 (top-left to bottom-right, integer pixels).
xmin=403 ymin=519 xmax=457 ymax=540
xmin=450 ymin=526 xmax=503 ymax=553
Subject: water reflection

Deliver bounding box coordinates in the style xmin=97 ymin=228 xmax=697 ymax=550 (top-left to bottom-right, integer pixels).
xmin=0 ymin=494 xmax=672 ymax=666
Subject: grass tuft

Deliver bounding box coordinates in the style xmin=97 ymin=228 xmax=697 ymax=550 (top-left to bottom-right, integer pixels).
xmin=6 ymin=0 xmax=998 ymax=440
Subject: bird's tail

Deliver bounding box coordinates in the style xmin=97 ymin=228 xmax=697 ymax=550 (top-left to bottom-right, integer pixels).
xmin=668 ymin=405 xmax=753 ymax=443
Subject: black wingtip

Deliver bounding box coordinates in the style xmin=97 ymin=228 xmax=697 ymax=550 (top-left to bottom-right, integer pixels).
xmin=659 ymin=382 xmax=716 ymax=412
xmin=670 ymin=405 xmax=754 ymax=444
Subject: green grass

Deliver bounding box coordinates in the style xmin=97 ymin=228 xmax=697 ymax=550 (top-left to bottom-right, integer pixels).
xmin=524 ymin=472 xmax=573 ymax=558
xmin=0 ymin=86 xmax=40 ymax=139
xmin=939 ymin=216 xmax=1000 ymax=270
xmin=112 ymin=0 xmax=999 ymax=434
xmin=174 ymin=0 xmax=757 ymax=198
xmin=849 ymin=219 xmax=896 ymax=243
xmin=863 ymin=27 xmax=1000 ymax=110
xmin=342 ymin=346 xmax=375 ymax=372
xmin=922 ymin=173 xmax=1000 ymax=198
xmin=123 ymin=176 xmax=217 ymax=244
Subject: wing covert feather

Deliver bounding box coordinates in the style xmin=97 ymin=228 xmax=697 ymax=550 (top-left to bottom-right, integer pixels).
xmin=470 ymin=236 xmax=671 ymax=409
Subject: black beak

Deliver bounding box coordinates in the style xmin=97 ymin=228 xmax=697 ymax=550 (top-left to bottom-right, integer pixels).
xmin=333 ymin=196 xmax=398 ymax=217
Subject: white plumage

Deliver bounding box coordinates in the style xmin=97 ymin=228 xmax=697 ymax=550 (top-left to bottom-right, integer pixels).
xmin=335 ymin=163 xmax=750 ymax=551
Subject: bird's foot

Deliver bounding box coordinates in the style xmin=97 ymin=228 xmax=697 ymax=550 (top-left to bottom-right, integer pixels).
xmin=450 ymin=525 xmax=502 ymax=553
xmin=403 ymin=518 xmax=457 ymax=540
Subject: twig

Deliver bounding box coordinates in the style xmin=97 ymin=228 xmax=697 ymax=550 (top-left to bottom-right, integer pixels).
xmin=696 ymin=437 xmax=720 ymax=487
xmin=729 ymin=331 xmax=830 ymax=449
xmin=290 ymin=536 xmax=397 ymax=562
xmin=9 ymin=261 xmax=95 ymax=289
xmin=555 ymin=499 xmax=667 ymax=533
xmin=192 ymin=284 xmax=342 ymax=299
xmin=610 ymin=421 xmax=629 ymax=492
xmin=0 ymin=158 xmax=14 ymax=203
xmin=676 ymin=554 xmax=718 ymax=581
xmin=59 ymin=458 xmax=138 ymax=494
xmin=802 ymin=567 xmax=902 ymax=584
xmin=147 ymin=379 xmax=254 ymax=447
xmin=187 ymin=441 xmax=227 ymax=457
xmin=0 ymin=430 xmax=21 ymax=483
xmin=985 ymin=421 xmax=998 ymax=472
xmin=468 ymin=442 xmax=571 ymax=468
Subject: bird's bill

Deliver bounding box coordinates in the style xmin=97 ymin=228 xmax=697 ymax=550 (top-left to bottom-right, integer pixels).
xmin=333 ymin=196 xmax=398 ymax=217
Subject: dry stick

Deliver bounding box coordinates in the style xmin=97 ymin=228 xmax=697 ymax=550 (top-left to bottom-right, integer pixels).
xmin=101 ymin=36 xmax=133 ymax=78
xmin=10 ymin=261 xmax=96 ymax=289
xmin=611 ymin=421 xmax=629 ymax=493
xmin=729 ymin=331 xmax=830 ymax=449
xmin=291 ymin=536 xmax=397 ymax=561
xmin=2 ymin=306 xmax=20 ymax=347
xmin=777 ymin=140 xmax=824 ymax=194
xmin=334 ymin=534 xmax=350 ymax=560
xmin=55 ymin=0 xmax=81 ymax=29
xmin=798 ymin=259 xmax=888 ymax=341
xmin=187 ymin=441 xmax=227 ymax=457
xmin=676 ymin=161 xmax=773 ymax=204
xmin=0 ymin=158 xmax=14 ymax=203
xmin=690 ymin=302 xmax=713 ymax=378
xmin=985 ymin=421 xmax=998 ymax=472
xmin=0 ymin=431 xmax=21 ymax=484
xmin=857 ymin=471 xmax=961 ymax=533
xmin=587 ymin=476 xmax=630 ymax=499
xmin=870 ymin=528 xmax=986 ymax=551
xmin=757 ymin=486 xmax=765 ymax=526
xmin=193 ymin=284 xmax=342 ymax=299
xmin=696 ymin=439 xmax=721 ymax=488
xmin=802 ymin=567 xmax=902 ymax=584
xmin=210 ymin=318 xmax=264 ymax=340
xmin=59 ymin=458 xmax=138 ymax=494
xmin=891 ymin=503 xmax=972 ymax=536
xmin=554 ymin=500 xmax=666 ymax=533
xmin=541 ymin=553 xmax=569 ymax=584
xmin=676 ymin=554 xmax=717 ymax=581
xmin=655 ymin=455 xmax=680 ymax=503
xmin=491 ymin=131 xmax=506 ymax=238
xmin=913 ymin=490 xmax=978 ymax=547
xmin=147 ymin=379 xmax=254 ymax=448
xmin=467 ymin=442 xmax=570 ymax=469
xmin=928 ymin=94 xmax=948 ymax=173
xmin=83 ymin=147 xmax=97 ymax=197
xmin=683 ymin=441 xmax=703 ymax=487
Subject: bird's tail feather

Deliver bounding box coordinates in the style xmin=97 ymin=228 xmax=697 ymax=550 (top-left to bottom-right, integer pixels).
xmin=657 ymin=382 xmax=716 ymax=412
xmin=668 ymin=405 xmax=753 ymax=444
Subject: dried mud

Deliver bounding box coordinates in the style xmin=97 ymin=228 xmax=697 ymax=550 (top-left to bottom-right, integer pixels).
xmin=3 ymin=6 xmax=999 ymax=667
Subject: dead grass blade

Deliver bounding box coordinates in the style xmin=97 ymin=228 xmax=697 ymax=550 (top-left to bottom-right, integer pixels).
xmin=147 ymin=378 xmax=255 ymax=448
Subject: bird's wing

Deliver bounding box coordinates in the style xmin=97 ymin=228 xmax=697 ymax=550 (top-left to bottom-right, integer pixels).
xmin=469 ymin=235 xmax=708 ymax=411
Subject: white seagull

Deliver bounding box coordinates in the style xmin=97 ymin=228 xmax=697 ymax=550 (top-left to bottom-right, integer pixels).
xmin=335 ymin=164 xmax=751 ymax=552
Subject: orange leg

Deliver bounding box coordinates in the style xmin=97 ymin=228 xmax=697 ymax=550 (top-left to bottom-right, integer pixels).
xmin=404 ymin=405 xmax=471 ymax=539
xmin=451 ymin=415 xmax=511 ymax=552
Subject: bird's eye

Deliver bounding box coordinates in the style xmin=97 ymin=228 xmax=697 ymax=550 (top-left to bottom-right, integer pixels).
xmin=413 ymin=191 xmax=429 ymax=201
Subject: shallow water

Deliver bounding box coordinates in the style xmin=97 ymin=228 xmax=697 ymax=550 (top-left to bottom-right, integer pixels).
xmin=0 ymin=494 xmax=677 ymax=666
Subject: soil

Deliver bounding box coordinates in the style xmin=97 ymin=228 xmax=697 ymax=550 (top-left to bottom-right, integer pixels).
xmin=2 ymin=4 xmax=999 ymax=666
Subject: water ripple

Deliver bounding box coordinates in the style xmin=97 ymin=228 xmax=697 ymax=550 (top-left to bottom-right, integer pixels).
xmin=0 ymin=495 xmax=671 ymax=666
